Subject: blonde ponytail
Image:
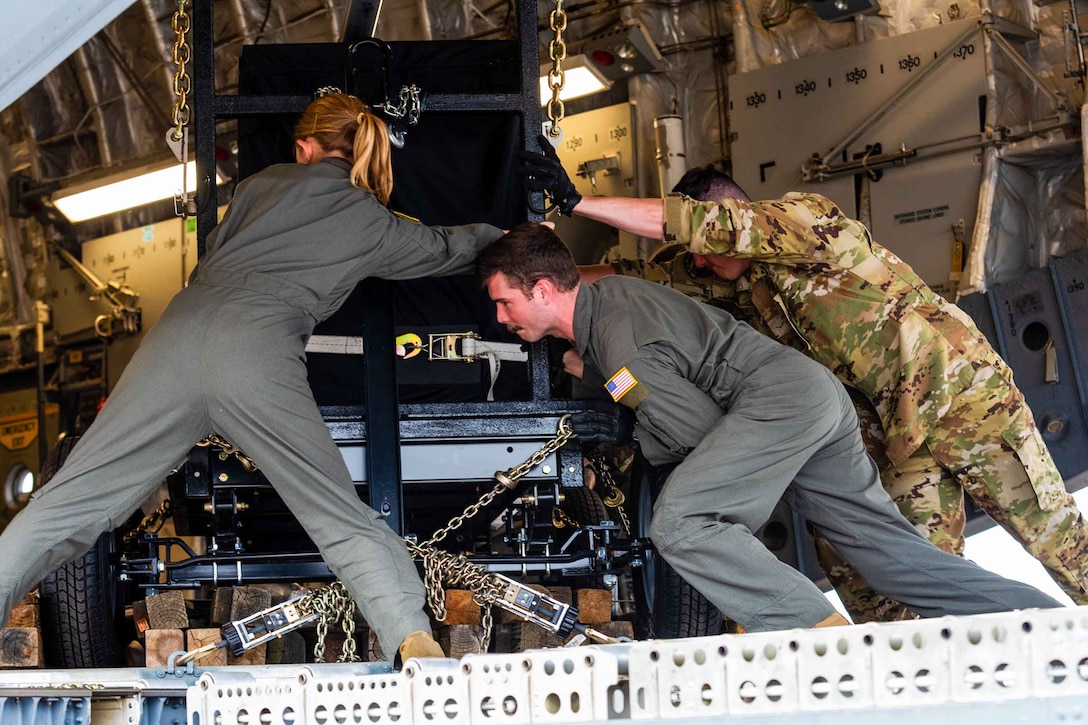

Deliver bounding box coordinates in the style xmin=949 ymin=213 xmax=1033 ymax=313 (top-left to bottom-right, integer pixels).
xmin=294 ymin=93 xmax=394 ymax=205
xmin=351 ymin=111 xmax=393 ymax=205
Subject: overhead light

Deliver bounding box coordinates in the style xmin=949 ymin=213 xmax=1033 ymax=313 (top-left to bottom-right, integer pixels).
xmin=53 ymin=161 xmax=224 ymax=223
xmin=539 ymin=54 xmax=613 ymax=104
xmin=580 ymin=24 xmax=664 ymax=81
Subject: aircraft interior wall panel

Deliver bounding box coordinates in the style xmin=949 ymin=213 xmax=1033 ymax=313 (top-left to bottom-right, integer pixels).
xmin=47 ymin=218 xmax=198 ymax=389
xmin=987 ymin=267 xmax=1088 ymax=484
xmin=550 ymin=103 xmax=640 ymax=263
xmin=1050 ymin=250 xmax=1088 ymax=427
xmin=728 ymin=19 xmax=988 ymax=293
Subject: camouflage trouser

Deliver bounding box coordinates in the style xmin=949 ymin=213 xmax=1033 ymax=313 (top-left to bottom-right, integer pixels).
xmin=816 ymin=371 xmax=1088 ymax=622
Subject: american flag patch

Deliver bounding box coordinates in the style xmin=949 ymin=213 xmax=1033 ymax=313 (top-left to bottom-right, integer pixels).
xmin=605 ymin=367 xmax=638 ymax=402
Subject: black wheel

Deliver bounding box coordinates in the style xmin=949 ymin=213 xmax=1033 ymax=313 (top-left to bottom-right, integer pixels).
xmin=632 ymin=459 xmax=721 ymax=639
xmin=560 ymin=485 xmax=610 ymax=526
xmin=38 ymin=436 xmax=127 ymax=668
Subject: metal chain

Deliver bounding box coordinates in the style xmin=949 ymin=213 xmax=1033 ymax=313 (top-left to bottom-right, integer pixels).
xmin=545 ymin=0 xmax=568 ymax=138
xmin=206 ymin=416 xmax=576 ymax=660
xmin=169 ymin=0 xmax=191 ymax=142
xmin=423 ymin=415 xmax=576 ymax=548
xmin=379 ymin=85 xmax=422 ymax=125
xmin=195 ymin=434 xmax=259 ymax=473
xmin=408 ymin=415 xmax=577 ymax=650
xmin=407 ymin=540 xmax=503 ymax=651
xmin=587 ymin=449 xmax=631 ymax=536
xmin=303 ymin=582 xmax=361 ymax=663
xmin=552 ymin=506 xmax=578 ymax=529
xmin=123 ymin=499 xmax=172 ymax=544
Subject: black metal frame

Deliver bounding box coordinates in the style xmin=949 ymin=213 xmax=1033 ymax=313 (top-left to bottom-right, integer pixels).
xmin=190 ymin=0 xmax=606 ymax=537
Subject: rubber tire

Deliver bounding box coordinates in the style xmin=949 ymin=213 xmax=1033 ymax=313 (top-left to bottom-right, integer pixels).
xmin=38 ymin=436 xmax=125 ymax=668
xmin=632 ymin=459 xmax=721 ymax=639
xmin=561 ymin=485 xmax=611 ymax=526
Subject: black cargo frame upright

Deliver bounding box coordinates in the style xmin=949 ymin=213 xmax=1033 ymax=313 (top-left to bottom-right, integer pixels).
xmin=190 ymin=1 xmax=594 ymax=536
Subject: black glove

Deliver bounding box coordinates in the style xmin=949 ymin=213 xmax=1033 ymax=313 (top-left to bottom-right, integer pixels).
xmin=570 ymin=407 xmax=634 ymax=444
xmin=520 ymin=134 xmax=582 ymax=216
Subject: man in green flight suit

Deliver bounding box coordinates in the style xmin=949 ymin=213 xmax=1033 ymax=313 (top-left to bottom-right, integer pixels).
xmin=477 ymin=223 xmax=1060 ymax=632
xmin=522 ymin=146 xmax=1088 ymax=622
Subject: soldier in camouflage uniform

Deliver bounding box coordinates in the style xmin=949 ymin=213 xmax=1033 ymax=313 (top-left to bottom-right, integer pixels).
xmin=528 ymin=156 xmax=1088 ymax=621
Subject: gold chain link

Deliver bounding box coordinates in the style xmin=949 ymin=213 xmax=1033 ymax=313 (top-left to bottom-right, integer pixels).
xmin=123 ymin=499 xmax=172 ymax=544
xmin=205 ymin=416 xmax=577 ymax=660
xmin=407 ymin=415 xmax=576 ymax=651
xmin=170 ymin=0 xmax=192 ymax=142
xmin=545 ymin=0 xmax=568 ymax=138
xmin=196 ymin=434 xmax=259 ymax=473
xmin=302 ymin=582 xmax=361 ymax=663
xmin=423 ymin=415 xmax=576 ymax=549
xmin=587 ymin=449 xmax=631 ymax=536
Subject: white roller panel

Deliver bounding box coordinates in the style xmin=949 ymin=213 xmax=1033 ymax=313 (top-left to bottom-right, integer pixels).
xmin=0 ymin=0 xmax=135 ymax=112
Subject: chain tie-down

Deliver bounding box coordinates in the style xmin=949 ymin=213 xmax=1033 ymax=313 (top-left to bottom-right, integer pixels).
xmin=172 ymin=416 xmax=618 ymax=667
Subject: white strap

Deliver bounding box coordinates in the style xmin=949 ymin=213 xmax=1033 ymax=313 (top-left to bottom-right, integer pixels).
xmin=460 ymin=337 xmax=528 ymax=362
xmin=305 ymin=335 xmax=364 ymax=355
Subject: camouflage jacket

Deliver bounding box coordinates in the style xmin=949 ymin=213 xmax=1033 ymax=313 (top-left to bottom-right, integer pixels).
xmin=615 ymin=192 xmax=1007 ymax=466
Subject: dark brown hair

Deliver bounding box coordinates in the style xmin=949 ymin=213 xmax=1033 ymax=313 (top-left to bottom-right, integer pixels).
xmin=672 ymin=166 xmax=750 ymax=203
xmin=294 ymin=93 xmax=392 ymax=204
xmin=477 ymin=223 xmax=580 ymax=295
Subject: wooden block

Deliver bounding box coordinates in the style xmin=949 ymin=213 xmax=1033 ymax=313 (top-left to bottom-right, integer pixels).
xmin=4 ymin=591 xmax=39 ymax=629
xmin=442 ymin=590 xmax=481 ymax=626
xmin=278 ymin=631 xmax=308 ymax=661
xmin=491 ymin=623 xmax=520 ymax=654
xmin=123 ymin=640 xmax=145 ymax=668
xmin=131 ymin=600 xmax=150 ymax=639
xmin=575 ymin=589 xmax=612 ymax=623
xmin=144 ymin=629 xmax=185 ymax=668
xmin=211 ymin=587 xmax=234 ymax=625
xmin=230 ymin=586 xmax=272 ymax=622
xmin=548 ymin=586 xmax=573 ymax=605
xmin=436 ymin=624 xmax=485 ymax=658
xmin=258 ymin=583 xmax=296 ymax=606
xmin=0 ymin=627 xmax=42 ymax=667
xmin=583 ymin=620 xmax=633 ymax=642
xmin=367 ymin=629 xmax=385 ymax=663
xmin=518 ymin=621 xmax=560 ymax=651
xmin=227 ymin=643 xmax=266 ymax=666
xmin=146 ymin=591 xmax=189 ymax=630
xmin=187 ymin=628 xmax=228 ymax=667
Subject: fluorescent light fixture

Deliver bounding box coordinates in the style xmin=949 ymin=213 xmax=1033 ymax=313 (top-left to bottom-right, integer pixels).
xmin=539 ymin=54 xmax=613 ymax=104
xmin=53 ymin=161 xmax=222 ymax=222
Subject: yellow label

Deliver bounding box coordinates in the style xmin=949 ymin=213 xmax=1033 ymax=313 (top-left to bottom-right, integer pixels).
xmin=68 ymin=349 xmax=84 ymax=364
xmin=0 ymin=406 xmax=59 ymax=451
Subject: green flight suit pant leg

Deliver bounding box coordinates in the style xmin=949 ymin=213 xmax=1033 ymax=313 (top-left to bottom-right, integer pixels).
xmin=0 ymin=288 xmax=214 ymax=620
xmin=0 ymin=284 xmax=431 ymax=656
xmin=649 ymin=362 xmax=1060 ymax=633
xmin=197 ymin=287 xmax=430 ymax=654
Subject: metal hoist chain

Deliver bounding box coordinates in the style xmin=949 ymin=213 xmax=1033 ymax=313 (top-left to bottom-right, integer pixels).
xmin=169 ymin=0 xmax=191 ymax=143
xmin=587 ymin=449 xmax=631 ymax=536
xmin=544 ymin=0 xmax=568 ymax=139
xmin=123 ymin=499 xmax=172 ymax=544
xmin=303 ymin=582 xmax=360 ymax=662
xmin=196 ymin=434 xmax=259 ymax=473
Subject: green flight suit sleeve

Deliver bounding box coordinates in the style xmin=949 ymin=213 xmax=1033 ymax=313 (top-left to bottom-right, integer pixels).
xmin=591 ymin=310 xmax=724 ymax=463
xmin=663 ymin=192 xmax=866 ymax=266
xmin=366 ymin=203 xmax=505 ymax=279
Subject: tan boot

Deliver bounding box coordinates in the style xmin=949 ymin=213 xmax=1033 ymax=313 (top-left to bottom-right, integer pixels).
xmin=813 ymin=612 xmax=851 ymax=628
xmin=398 ymin=630 xmax=445 ymax=662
